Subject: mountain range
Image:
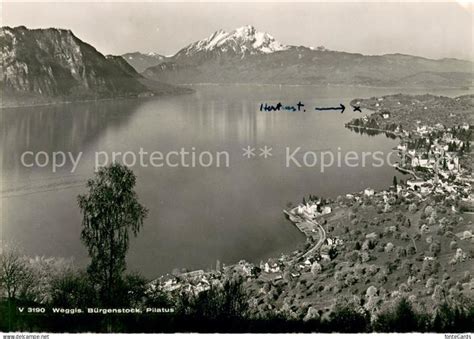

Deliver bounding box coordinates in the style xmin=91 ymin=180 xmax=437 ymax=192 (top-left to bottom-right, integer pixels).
xmin=141 ymin=25 xmax=473 ymax=88
xmin=0 ymin=26 xmax=189 ymax=107
xmin=1 ymin=25 xmax=472 ymax=107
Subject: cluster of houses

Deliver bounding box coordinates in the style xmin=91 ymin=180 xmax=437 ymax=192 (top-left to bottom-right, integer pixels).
xmin=399 ymin=125 xmax=465 ymax=175
xmin=290 ymin=198 xmax=332 ymax=221
xmin=414 ymin=122 xmax=469 ymax=137
xmin=258 ymin=236 xmax=343 ymax=280
xmin=392 ymin=123 xmax=473 ymax=205
xmin=151 ymin=269 xmax=224 ymax=295
xmin=151 ymin=259 xmax=268 ymax=296
xmin=343 ymin=172 xmax=470 ymax=217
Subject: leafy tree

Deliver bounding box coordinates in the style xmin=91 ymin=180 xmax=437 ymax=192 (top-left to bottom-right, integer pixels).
xmin=325 ymin=297 xmax=370 ymax=332
xmin=432 ymin=302 xmax=474 ymax=332
xmin=432 ymin=284 xmax=446 ymax=304
xmin=50 ymin=270 xmax=97 ymax=307
xmin=176 ymin=278 xmax=248 ymax=325
xmin=78 ymin=164 xmax=148 ymax=305
xmin=117 ymin=273 xmax=148 ymax=307
xmin=429 ymin=242 xmax=441 ymax=257
xmin=373 ymin=298 xmax=428 ymax=332
xmin=396 ymin=247 xmax=407 ymax=258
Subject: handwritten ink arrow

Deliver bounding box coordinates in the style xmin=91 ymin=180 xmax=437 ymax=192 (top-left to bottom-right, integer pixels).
xmin=315 ymin=103 xmax=345 ymax=114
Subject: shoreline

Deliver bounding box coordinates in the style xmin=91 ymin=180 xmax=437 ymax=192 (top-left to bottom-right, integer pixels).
xmin=153 ymin=94 xmax=472 ymax=296
xmin=1 ymin=88 xmax=194 ymax=110
xmin=344 ymin=124 xmax=405 ymax=138
xmin=179 ymin=83 xmax=473 ymax=91
xmin=1 ymin=95 xmax=141 ymax=110
xmin=3 ymin=84 xmax=472 ymax=110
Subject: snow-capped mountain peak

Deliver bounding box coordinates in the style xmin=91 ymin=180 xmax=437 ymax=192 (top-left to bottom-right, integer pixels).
xmin=177 ymin=25 xmax=290 ymax=58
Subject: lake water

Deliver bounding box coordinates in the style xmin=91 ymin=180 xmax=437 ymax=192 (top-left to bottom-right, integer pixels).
xmin=1 ymin=85 xmax=471 ymax=278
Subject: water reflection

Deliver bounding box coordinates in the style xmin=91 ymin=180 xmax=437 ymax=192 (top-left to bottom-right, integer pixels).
xmin=347 ymin=126 xmax=399 ymax=139
xmin=1 ymin=99 xmax=144 ymax=188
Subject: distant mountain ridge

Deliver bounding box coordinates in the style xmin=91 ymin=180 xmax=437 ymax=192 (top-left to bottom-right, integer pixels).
xmin=121 ymin=52 xmax=167 ymax=72
xmin=123 ymin=26 xmax=290 ymax=72
xmin=1 ymin=26 xmax=189 ymax=107
xmin=141 ymin=25 xmax=473 ymax=88
xmin=175 ymin=25 xmax=290 ymax=60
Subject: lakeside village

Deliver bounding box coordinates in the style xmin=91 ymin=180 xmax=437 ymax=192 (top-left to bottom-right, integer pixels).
xmin=150 ymin=94 xmax=474 ymax=321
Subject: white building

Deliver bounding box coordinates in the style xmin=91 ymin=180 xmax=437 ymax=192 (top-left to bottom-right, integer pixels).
xmin=364 ymin=188 xmax=375 ymax=196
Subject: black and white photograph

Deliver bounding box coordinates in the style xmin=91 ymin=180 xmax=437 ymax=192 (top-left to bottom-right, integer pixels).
xmin=0 ymin=0 xmax=473 ymax=336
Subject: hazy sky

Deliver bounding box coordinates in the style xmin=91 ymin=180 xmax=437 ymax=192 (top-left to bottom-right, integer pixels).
xmin=2 ymin=1 xmax=473 ymax=60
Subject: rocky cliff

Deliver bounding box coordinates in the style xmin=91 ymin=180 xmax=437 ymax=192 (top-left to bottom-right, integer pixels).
xmin=1 ymin=26 xmax=189 ymax=107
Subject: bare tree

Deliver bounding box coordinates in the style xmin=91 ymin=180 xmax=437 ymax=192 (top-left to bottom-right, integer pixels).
xmin=0 ymin=246 xmax=32 ymax=300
